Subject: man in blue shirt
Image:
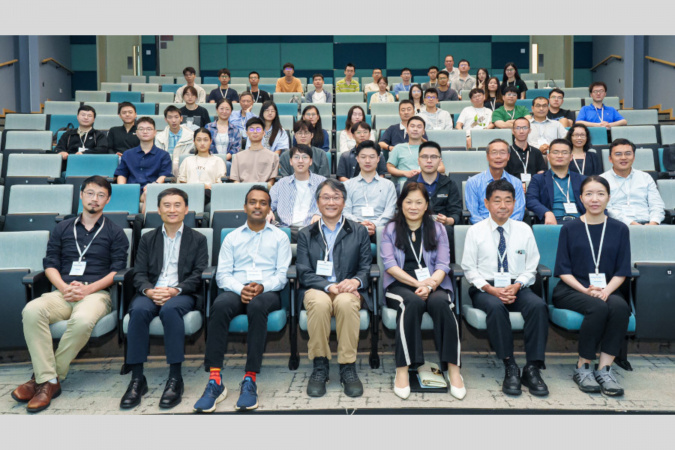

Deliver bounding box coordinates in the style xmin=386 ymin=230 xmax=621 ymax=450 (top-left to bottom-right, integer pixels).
xmin=576 ymin=82 xmax=627 ymax=129
xmin=393 ymin=67 xmax=413 ymax=100
xmin=465 ymin=138 xmax=526 ymax=224
xmin=114 ymin=116 xmax=173 ymax=214
xmin=229 ymin=92 xmax=257 ymax=135
xmin=194 ymin=186 xmax=291 ymax=413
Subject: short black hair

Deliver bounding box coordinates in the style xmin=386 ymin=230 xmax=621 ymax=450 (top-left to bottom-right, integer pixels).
xmin=315 ymin=179 xmax=346 ymax=202
xmin=290 ymin=145 xmax=313 ymax=159
xmin=216 ymin=97 xmax=233 ymax=110
xmin=458 ymin=59 xmax=470 ymax=66
xmin=469 ymin=88 xmax=485 ymax=99
xmin=248 ymin=71 xmax=259 ymax=78
xmin=136 ymin=116 xmax=156 ymax=128
xmin=239 ymin=91 xmax=253 ymax=101
xmin=293 ymin=119 xmax=315 ymax=134
xmin=217 ymin=68 xmax=231 ymax=77
xmin=407 ymin=115 xmax=426 ymax=128
xmin=246 ymin=117 xmax=264 ymax=129
xmin=81 ymin=175 xmax=111 ymax=196
xmin=244 ymin=185 xmax=271 ymax=204
xmin=282 ymin=62 xmax=295 ymax=70
xmin=424 ymin=88 xmax=439 ymax=98
xmin=78 ymin=105 xmax=96 ymax=118
xmin=118 ymin=101 xmax=136 ymax=114
xmin=580 ymin=175 xmax=610 ymax=195
xmin=183 ymin=67 xmax=196 ymax=75
xmin=419 ymin=141 xmax=441 ymax=156
xmin=549 ymin=138 xmax=572 ymax=151
xmin=485 ymin=179 xmax=515 ymax=201
xmin=193 ymin=127 xmax=211 ymax=142
xmin=503 ymin=86 xmax=519 ymax=96
xmin=351 ymin=121 xmax=371 ymax=134
xmin=609 ymin=138 xmax=636 ymax=155
xmin=532 ymin=96 xmax=549 ymax=106
xmin=401 ymin=67 xmax=412 ymax=75
xmin=183 ymin=85 xmax=198 ymax=98
xmin=428 ymin=65 xmax=439 ymax=72
xmin=158 ymin=187 xmax=188 ymax=207
xmin=549 ymin=88 xmax=565 ymax=98
xmin=399 ymin=99 xmax=414 ymax=110
xmin=312 ymin=73 xmax=324 ymax=81
xmin=163 ymin=105 xmax=182 ymax=118
xmin=437 ymin=70 xmax=450 ymax=79
xmin=589 ymin=81 xmax=608 ymax=94
xmin=345 ymin=63 xmax=355 ymax=70
xmin=355 ymin=140 xmax=380 ymax=156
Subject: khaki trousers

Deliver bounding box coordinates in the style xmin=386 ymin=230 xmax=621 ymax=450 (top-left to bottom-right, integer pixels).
xmin=303 ymin=289 xmax=361 ymax=364
xmin=22 ymin=290 xmax=111 ymax=384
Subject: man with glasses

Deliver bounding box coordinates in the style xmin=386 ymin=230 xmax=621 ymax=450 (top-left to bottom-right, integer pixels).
xmin=364 ymin=68 xmax=383 ymax=93
xmin=338 ymin=122 xmax=387 ymax=181
xmin=305 ymin=74 xmax=333 ymax=104
xmin=576 ymin=82 xmax=627 ymax=129
xmin=207 ymin=68 xmax=240 ymax=103
xmin=336 ymin=63 xmax=360 ymax=93
xmin=601 ymin=138 xmax=665 ymax=225
xmin=279 ymin=121 xmax=330 ymax=177
xmin=275 ymin=62 xmax=303 ymax=93
xmin=451 ymin=59 xmax=476 ymax=99
xmin=547 ymin=88 xmax=575 ymax=128
xmin=12 ymin=176 xmax=129 ymax=413
xmin=465 ymin=139 xmax=526 ymax=224
xmin=297 ymin=179 xmax=372 ymax=398
xmin=528 ymin=97 xmax=567 ymax=156
xmin=246 ymin=71 xmax=271 ymax=104
xmin=343 ymin=141 xmax=397 ymax=237
xmin=230 ymin=118 xmax=279 ymax=186
xmin=492 ymin=86 xmax=532 ymax=129
xmin=422 ymin=66 xmax=440 ymax=91
xmin=418 ymin=88 xmax=453 ymax=130
xmin=154 ymin=106 xmax=195 ymax=175
xmin=229 ymin=92 xmax=258 ymax=135
xmin=436 ymin=70 xmax=459 ymax=102
xmin=55 ymin=105 xmax=108 ymax=162
xmin=174 ymin=67 xmax=206 ymax=103
xmin=505 ymin=117 xmax=548 ymax=184
xmin=526 ymin=139 xmax=586 ymax=224
xmin=457 ymin=88 xmax=494 ymax=148
xmin=115 ymin=117 xmax=173 ymax=214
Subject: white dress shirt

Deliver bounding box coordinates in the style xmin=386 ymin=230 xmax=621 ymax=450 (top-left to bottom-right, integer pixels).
xmin=601 ymin=168 xmax=666 ymax=224
xmin=155 ymin=223 xmax=184 ymax=291
xmin=527 ymin=118 xmax=567 ymax=147
xmin=461 ymin=217 xmax=540 ymax=290
xmin=344 ymin=173 xmax=397 ymax=226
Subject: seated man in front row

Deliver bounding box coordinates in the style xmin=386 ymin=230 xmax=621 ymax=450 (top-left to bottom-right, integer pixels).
xmin=461 ymin=179 xmax=549 ymax=397
xmin=120 ymin=188 xmax=209 ymax=410
xmin=12 ymin=176 xmax=129 ymax=413
xmin=526 ymin=139 xmax=586 ymax=225
xmin=194 ymin=186 xmax=292 ymax=413
xmin=297 ymin=179 xmax=372 ymax=398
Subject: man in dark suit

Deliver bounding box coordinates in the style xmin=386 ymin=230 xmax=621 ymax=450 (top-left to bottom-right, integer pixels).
xmin=526 ymin=139 xmax=586 ymax=225
xmin=296 ymin=179 xmax=372 ymax=398
xmin=120 ymin=188 xmax=209 ymax=410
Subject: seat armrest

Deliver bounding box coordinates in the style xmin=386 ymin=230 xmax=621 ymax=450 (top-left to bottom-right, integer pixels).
xmin=55 ymin=214 xmax=67 ymax=223
xmin=196 ymin=212 xmax=209 ymax=227
xmin=202 ymin=266 xmax=217 ymax=281
xmin=164 ymin=177 xmax=176 ymax=183
xmin=537 ymin=264 xmax=552 ymax=278
xmin=22 ymin=270 xmax=48 ymax=286
xmin=462 ymin=210 xmax=471 ymax=224
xmin=450 ymin=263 xmax=464 ymax=278
xmin=631 ymin=267 xmax=640 ymax=278
xmin=369 ymin=264 xmax=380 ymax=279
xmin=113 ymin=267 xmax=134 ymax=284
xmin=287 ymin=265 xmax=297 ymax=281
xmin=23 ymin=270 xmax=52 ymax=300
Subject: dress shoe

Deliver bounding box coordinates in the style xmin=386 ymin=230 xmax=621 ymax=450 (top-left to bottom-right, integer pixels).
xmin=12 ymin=376 xmax=37 ymax=403
xmin=26 ymin=380 xmax=61 ymax=413
xmin=521 ymin=364 xmax=549 ymax=396
xmin=120 ymin=376 xmax=148 ymax=409
xmin=159 ymin=377 xmax=184 ymax=409
xmin=447 ymin=374 xmax=467 ymax=400
xmin=502 ymin=363 xmax=522 ymax=396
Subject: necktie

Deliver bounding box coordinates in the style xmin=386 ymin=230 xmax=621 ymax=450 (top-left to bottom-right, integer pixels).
xmin=497 ymin=226 xmax=509 ymax=272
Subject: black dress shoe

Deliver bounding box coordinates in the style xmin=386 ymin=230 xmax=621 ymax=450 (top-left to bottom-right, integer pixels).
xmin=120 ymin=376 xmax=148 ymax=409
xmin=502 ymin=363 xmax=522 ymax=396
xmin=159 ymin=377 xmax=184 ymax=409
xmin=521 ymin=364 xmax=549 ymax=396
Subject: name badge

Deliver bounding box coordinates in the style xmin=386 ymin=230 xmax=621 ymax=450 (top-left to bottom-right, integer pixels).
xmin=246 ymin=268 xmax=263 ymax=282
xmin=316 ymin=260 xmax=334 ymax=277
xmin=414 ymin=267 xmax=431 ymax=281
xmin=361 ymin=206 xmax=375 ymax=217
xmin=563 ymin=202 xmax=578 ymax=214
xmin=589 ymin=273 xmax=607 ymax=289
xmin=520 ymin=173 xmax=531 ymax=183
xmin=493 ymin=272 xmax=512 ymax=288
xmin=69 ymin=261 xmax=87 ymax=276
xmin=78 ymin=147 xmax=87 ymax=153
xmin=621 ymin=206 xmax=636 ymax=218
xmin=155 ymin=279 xmax=169 ymax=288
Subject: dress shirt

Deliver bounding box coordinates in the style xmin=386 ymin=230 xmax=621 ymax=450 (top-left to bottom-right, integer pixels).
xmin=270 ymin=172 xmax=326 ymax=227
xmin=321 ymin=216 xmax=344 ymax=284
xmin=527 ymin=118 xmax=567 ymax=147
xmin=465 ymin=170 xmax=526 ymax=224
xmin=461 ymin=217 xmax=540 ymax=290
xmin=168 ymin=128 xmax=182 ymax=151
xmin=216 ymin=222 xmax=292 ymax=295
xmin=551 ymin=173 xmax=574 ymax=219
xmin=601 ymin=168 xmax=665 ymax=224
xmin=155 ymin=224 xmax=183 ymax=291
xmin=114 ymin=145 xmax=173 ymax=188
xmin=418 ymin=108 xmax=453 ymax=130
xmin=344 ymin=174 xmax=397 ymax=226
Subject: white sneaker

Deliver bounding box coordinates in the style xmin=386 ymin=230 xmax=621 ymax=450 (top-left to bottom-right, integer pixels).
xmin=393 ymin=373 xmax=410 ymax=400
xmin=447 ymin=373 xmax=466 ymax=400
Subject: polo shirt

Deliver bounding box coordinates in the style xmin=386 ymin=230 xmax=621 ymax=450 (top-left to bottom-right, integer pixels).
xmin=114 ymin=145 xmax=173 ymax=188
xmin=491 ymin=105 xmax=530 ymax=123
xmin=336 ymin=79 xmax=360 ymax=93
xmin=379 ymin=123 xmax=428 ymax=149
xmin=577 ymin=104 xmax=624 ymax=124
xmin=417 ymin=173 xmax=439 ymax=197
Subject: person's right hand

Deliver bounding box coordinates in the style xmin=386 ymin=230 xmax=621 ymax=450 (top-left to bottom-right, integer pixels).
xmin=328 ymin=284 xmax=340 ymax=296
xmin=544 ymin=212 xmax=557 ymax=225
xmin=489 ymin=286 xmax=516 ymax=304
xmin=414 ymin=285 xmax=430 ymax=300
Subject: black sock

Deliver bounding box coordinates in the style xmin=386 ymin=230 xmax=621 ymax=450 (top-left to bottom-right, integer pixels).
xmin=131 ymin=363 xmax=143 ymax=379
xmin=503 ymin=357 xmax=517 ymax=367
xmin=169 ymin=363 xmax=182 ymax=379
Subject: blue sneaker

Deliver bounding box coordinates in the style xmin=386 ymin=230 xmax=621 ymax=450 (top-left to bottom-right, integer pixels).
xmin=193 ymin=380 xmax=227 ymax=413
xmin=235 ymin=377 xmax=258 ymax=411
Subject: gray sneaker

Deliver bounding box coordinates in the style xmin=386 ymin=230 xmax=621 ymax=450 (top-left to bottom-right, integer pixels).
xmin=593 ymin=365 xmax=624 ymax=397
xmin=573 ymin=363 xmax=601 ymax=393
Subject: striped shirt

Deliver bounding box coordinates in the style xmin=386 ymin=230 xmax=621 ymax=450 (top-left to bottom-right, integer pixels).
xmin=336 ymin=78 xmax=360 ymax=93
xmin=269 ymin=172 xmax=326 ymax=227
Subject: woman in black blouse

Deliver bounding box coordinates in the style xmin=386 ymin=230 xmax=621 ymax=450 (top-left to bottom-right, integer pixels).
xmin=553 ymin=175 xmax=631 ymax=396
xmin=565 ymin=124 xmax=602 ymax=176
xmin=500 ymin=62 xmax=528 ymax=99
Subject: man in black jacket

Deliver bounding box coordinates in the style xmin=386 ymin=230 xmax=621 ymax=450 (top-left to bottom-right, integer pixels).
xmin=296 ymin=179 xmax=372 ymax=399
xmin=120 ymin=188 xmax=209 ymax=410
xmin=54 ymin=105 xmax=108 ymax=161
xmin=106 ymin=102 xmax=139 ymax=156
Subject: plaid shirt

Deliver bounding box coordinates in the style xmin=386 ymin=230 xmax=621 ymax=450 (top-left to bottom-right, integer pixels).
xmin=269 ymin=172 xmax=326 ymax=227
xmin=204 ymin=120 xmax=242 ymax=155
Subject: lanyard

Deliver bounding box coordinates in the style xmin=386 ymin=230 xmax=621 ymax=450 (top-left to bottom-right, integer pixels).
xmin=407 ymin=143 xmax=413 ymax=156
xmin=79 ymin=130 xmax=89 ymax=148
xmin=616 ymin=175 xmax=632 ymax=206
xmin=252 ymin=90 xmax=260 ymax=103
xmin=505 ymin=107 xmax=515 ymax=120
xmin=572 ymin=156 xmax=586 ymax=175
xmin=407 ymin=232 xmax=424 ymax=269
xmin=584 ymin=216 xmax=607 ymax=274
xmin=594 ymin=105 xmax=604 ymax=122
xmin=219 ymin=87 xmax=229 ymax=100
xmin=161 ymin=233 xmax=179 ymax=278
xmin=553 ymin=175 xmax=571 ymax=203
xmin=319 ymin=219 xmax=345 ymax=261
xmin=510 ymin=146 xmax=529 ymax=173
xmin=73 ymin=217 xmax=105 ymax=262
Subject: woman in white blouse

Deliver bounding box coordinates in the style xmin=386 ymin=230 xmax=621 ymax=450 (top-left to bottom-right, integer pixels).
xmin=178 ymin=128 xmax=227 ymax=199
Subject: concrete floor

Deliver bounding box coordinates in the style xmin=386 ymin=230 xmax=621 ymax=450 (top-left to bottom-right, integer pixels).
xmin=2 ymin=352 xmax=675 ymax=414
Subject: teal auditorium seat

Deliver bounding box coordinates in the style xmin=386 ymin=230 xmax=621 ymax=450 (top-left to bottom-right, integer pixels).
xmin=131 ymin=102 xmax=157 ymax=115
xmin=336 ymin=102 xmax=366 ymax=116
xmin=336 ymin=114 xmax=371 ymax=131
xmin=336 ymin=92 xmax=365 ymax=104
xmin=442 ymin=151 xmax=486 ymax=173
xmin=515 ymin=99 xmax=532 ymax=111
xmin=3 ymin=153 xmax=62 ymax=214
xmin=48 ymin=115 xmax=79 ymax=133
xmin=65 ymin=154 xmax=120 ymax=209
xmin=93 ymin=115 xmax=123 ymax=130
xmin=275 ymin=103 xmax=299 ymax=116
xmin=525 ymin=89 xmax=553 ymax=99
xmin=373 ymin=114 xmax=400 ymax=130
xmin=142 ymin=92 xmax=174 ymax=103
xmin=84 ymin=102 xmax=118 ymax=115
xmin=160 ymin=84 xmax=181 ymax=94
xmin=469 ymin=128 xmax=512 ymax=149
xmin=259 ymin=84 xmax=276 ymax=93
xmin=588 ymin=127 xmax=609 ymax=146
xmin=4 ymin=113 xmax=47 ymax=130
xmin=273 ymin=93 xmax=302 ymax=104
xmin=44 ymin=101 xmax=80 ymax=116
xmin=3 ymin=184 xmax=73 ymax=232
xmin=77 ymin=184 xmax=141 ymax=229
xmin=109 ymin=91 xmax=142 ymax=103
xmin=75 ymin=91 xmax=107 ymax=102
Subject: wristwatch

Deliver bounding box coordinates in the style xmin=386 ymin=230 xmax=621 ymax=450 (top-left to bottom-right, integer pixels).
xmin=426 ymin=285 xmax=433 ymax=292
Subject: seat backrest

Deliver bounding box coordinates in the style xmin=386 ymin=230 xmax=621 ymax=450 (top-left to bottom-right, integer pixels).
xmin=610 ymin=125 xmax=657 ymax=144
xmin=374 ymin=114 xmax=400 ymax=130
xmin=43 ymin=101 xmax=81 ymax=116
xmin=629 ymin=226 xmax=675 ymax=263
xmin=84 ymin=102 xmax=119 ymax=116
xmin=601 ymin=148 xmax=655 ymax=172
xmin=661 ymin=126 xmax=675 ymax=146
xmin=369 ymin=102 xmax=400 ymax=116
xmin=109 ymin=92 xmax=142 ymax=103
xmin=145 ymin=183 xmax=205 ymax=214
xmin=619 ymin=109 xmax=658 ymax=126
xmin=143 ymin=92 xmax=174 ymax=103
xmin=525 ymin=88 xmax=552 ymax=99
xmin=562 ymin=97 xmax=582 ymax=111
xmin=75 ymin=91 xmax=107 ymax=102
xmin=101 ymin=82 xmax=130 ymax=92
xmin=121 ymin=75 xmax=146 ymax=84
xmin=428 ymin=130 xmax=467 ymax=148
xmin=5 ymin=114 xmax=47 ymax=130
xmin=148 ymin=76 xmax=175 ymax=85
xmin=302 ymin=103 xmax=333 ymax=120
xmin=439 ymin=101 xmax=473 ymax=115
xmin=275 ymin=103 xmax=299 ymax=117
xmin=8 ymin=184 xmax=73 ymax=214
xmin=398 ymin=91 xmax=409 ymax=100
xmin=279 ymin=115 xmax=294 ymax=131
xmin=532 ymin=225 xmax=563 ymax=300
xmin=336 ymin=114 xmax=371 ymax=132
xmin=336 ymin=92 xmax=365 ymax=103
xmin=65 ymin=154 xmax=119 ymax=178
xmin=273 ymin=93 xmax=302 ymax=104
xmin=93 ymin=115 xmax=123 ymax=131
xmin=588 ymin=127 xmax=609 ymax=146
xmin=335 ymin=102 xmax=366 ymax=117
xmin=657 ymin=180 xmax=675 ymax=208
xmin=131 ymin=83 xmax=159 ymax=93
xmin=48 ymin=114 xmax=79 ymax=133
xmin=3 ymin=130 xmax=53 ymax=150
xmin=211 ymin=182 xmax=267 ymax=212
xmin=78 ymin=183 xmax=141 ymax=214
xmin=7 ymin=153 xmax=62 ymax=177
xmin=442 ymin=151 xmax=487 ymax=173
xmin=0 ymin=231 xmax=50 ymax=271
xmin=469 ymin=128 xmax=512 ymax=149
xmin=131 ymin=102 xmax=157 ymax=115
xmin=564 ymin=87 xmax=588 ymax=98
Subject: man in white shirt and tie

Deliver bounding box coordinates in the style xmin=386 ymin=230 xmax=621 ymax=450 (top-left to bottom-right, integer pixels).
xmin=461 ymin=178 xmax=549 ymax=397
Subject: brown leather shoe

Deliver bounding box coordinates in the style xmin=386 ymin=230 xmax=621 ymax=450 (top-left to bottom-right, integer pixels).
xmin=11 ymin=376 xmax=37 ymax=403
xmin=26 ymin=380 xmax=61 ymax=413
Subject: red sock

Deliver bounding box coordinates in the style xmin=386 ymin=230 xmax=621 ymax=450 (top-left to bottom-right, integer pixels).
xmin=244 ymin=371 xmax=256 ymax=382
xmin=209 ymin=368 xmax=221 ymax=385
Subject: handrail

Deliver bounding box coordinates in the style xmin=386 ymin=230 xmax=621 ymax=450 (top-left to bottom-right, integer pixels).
xmin=41 ymin=58 xmax=74 ymax=75
xmin=646 ymin=56 xmax=675 ymax=69
xmin=590 ymin=54 xmax=622 ymax=72
xmin=0 ymin=59 xmax=18 ymax=69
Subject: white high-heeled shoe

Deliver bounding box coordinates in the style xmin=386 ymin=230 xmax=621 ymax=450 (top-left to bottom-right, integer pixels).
xmin=448 ymin=374 xmax=466 ymax=400
xmin=394 ymin=373 xmax=411 ymax=400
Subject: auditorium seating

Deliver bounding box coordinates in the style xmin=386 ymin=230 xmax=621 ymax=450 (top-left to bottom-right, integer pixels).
xmin=3 ymin=153 xmax=62 ymax=214
xmin=4 ymin=113 xmax=47 ymax=131
xmin=75 ymin=91 xmax=107 ymax=102
xmin=2 ymin=184 xmax=73 ymax=232
xmin=442 ymin=151 xmax=487 ymax=174
xmin=469 ymin=128 xmax=512 ymax=149
xmin=429 ymin=130 xmax=467 ymax=149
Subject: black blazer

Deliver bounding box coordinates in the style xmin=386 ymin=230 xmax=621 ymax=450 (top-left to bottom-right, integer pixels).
xmin=133 ymin=225 xmax=209 ymax=308
xmin=526 ymin=169 xmax=587 ymax=221
xmin=296 ymin=219 xmax=373 ymax=310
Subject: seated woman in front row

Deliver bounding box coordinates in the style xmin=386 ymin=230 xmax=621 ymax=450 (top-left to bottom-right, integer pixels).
xmin=553 ymin=175 xmax=631 ymax=397
xmin=380 ymin=182 xmax=465 ymax=401
xmin=178 ymin=127 xmax=227 ymax=201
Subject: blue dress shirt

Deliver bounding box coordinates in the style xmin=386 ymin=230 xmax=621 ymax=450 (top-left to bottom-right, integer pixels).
xmin=465 ymin=169 xmax=525 ymax=224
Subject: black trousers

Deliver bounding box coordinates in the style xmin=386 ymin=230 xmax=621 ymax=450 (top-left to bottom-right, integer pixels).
xmin=469 ymin=286 xmax=548 ymax=363
xmin=126 ymin=295 xmax=195 ymax=365
xmin=385 ymin=284 xmax=460 ymax=369
xmin=204 ymin=290 xmax=280 ymax=373
xmin=552 ymin=281 xmax=630 ymax=360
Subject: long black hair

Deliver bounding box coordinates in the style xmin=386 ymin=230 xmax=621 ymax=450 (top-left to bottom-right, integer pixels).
xmin=301 ymin=104 xmax=324 ymax=148
xmin=392 ymin=182 xmax=438 ymax=252
xmin=260 ymin=100 xmax=282 ymax=145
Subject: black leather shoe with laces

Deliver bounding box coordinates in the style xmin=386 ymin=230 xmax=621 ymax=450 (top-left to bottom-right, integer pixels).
xmin=502 ymin=363 xmax=522 ymax=396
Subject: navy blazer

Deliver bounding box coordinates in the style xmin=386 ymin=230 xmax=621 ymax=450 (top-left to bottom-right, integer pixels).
xmin=526 ymin=169 xmax=587 ymax=221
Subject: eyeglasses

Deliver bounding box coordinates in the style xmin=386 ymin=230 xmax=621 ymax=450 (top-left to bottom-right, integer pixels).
xmin=304 ymin=113 xmax=317 ymax=117
xmin=550 ymin=95 xmax=564 ymax=100
xmin=295 ymin=131 xmax=311 ymax=136
xmin=592 ymin=90 xmax=606 ymax=94
xmin=505 ymin=68 xmax=515 ymax=72
xmin=83 ymin=191 xmax=107 ymax=200
xmin=571 ymin=133 xmax=586 ymax=138
xmin=319 ymin=195 xmax=343 ymax=203
xmin=613 ymin=151 xmax=634 ymax=157
xmin=419 ymin=155 xmax=440 ymax=161
xmin=248 ymin=127 xmax=263 ymax=133
xmin=550 ymin=151 xmax=571 ymax=156
xmin=514 ymin=126 xmax=530 ymax=131
xmin=489 ymin=151 xmax=509 ymax=156
xmin=424 ymin=96 xmax=438 ymax=100
xmin=292 ymin=155 xmax=311 ymax=161
xmin=137 ymin=127 xmax=154 ymax=132
xmin=358 ymin=154 xmax=378 ymax=160
xmin=219 ymin=75 xmax=230 ymax=78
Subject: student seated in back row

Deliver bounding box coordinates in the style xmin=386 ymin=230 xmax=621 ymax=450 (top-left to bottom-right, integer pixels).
xmin=107 ymin=102 xmax=139 ymax=156
xmin=230 ymin=117 xmax=279 ymax=187
xmin=180 ymin=86 xmax=212 ymax=130
xmin=54 ymin=105 xmax=108 ymax=162
xmin=174 ymin=66 xmax=206 ymax=103
xmin=154 ymin=106 xmax=195 ymax=175
xmin=207 ymin=68 xmax=240 ymax=104
xmin=178 ymin=127 xmax=227 ymax=201
xmin=305 ymin=73 xmax=333 ymax=104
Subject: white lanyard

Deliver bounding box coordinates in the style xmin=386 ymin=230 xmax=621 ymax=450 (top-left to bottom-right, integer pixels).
xmin=617 ymin=176 xmax=632 ymax=206
xmin=407 ymin=143 xmax=413 ymax=156
xmin=506 ymin=108 xmax=515 ymax=120
xmin=553 ymin=175 xmax=571 ymax=203
xmin=252 ymin=90 xmax=260 ymax=103
xmin=220 ymin=88 xmax=229 ymax=99
xmin=583 ymin=217 xmax=607 ymax=274
xmin=572 ymin=156 xmax=586 ymax=175
xmin=73 ymin=217 xmax=105 ymax=262
xmin=594 ymin=105 xmax=604 ymax=122
xmin=319 ymin=219 xmax=345 ymax=261
xmin=247 ymin=231 xmax=264 ymax=268
xmin=489 ymin=99 xmax=496 ymax=110
xmin=511 ymin=146 xmax=530 ymax=173
xmin=161 ymin=234 xmax=179 ymax=278
xmin=407 ymin=232 xmax=424 ymax=269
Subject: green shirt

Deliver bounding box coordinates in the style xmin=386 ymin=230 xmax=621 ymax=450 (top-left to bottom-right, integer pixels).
xmin=491 ymin=105 xmax=530 ymax=123
xmin=336 ymin=78 xmax=360 ymax=93
xmin=388 ymin=143 xmax=420 ymax=185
